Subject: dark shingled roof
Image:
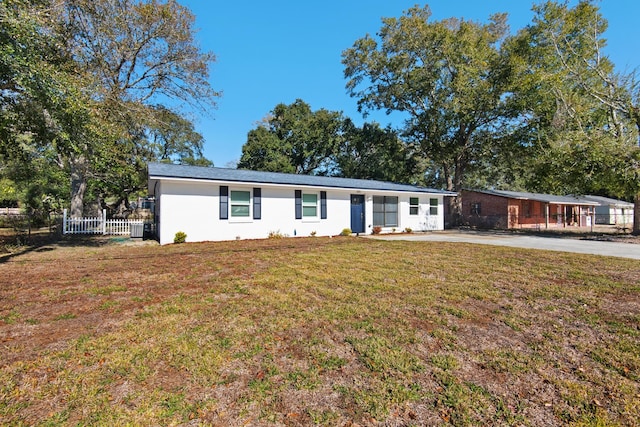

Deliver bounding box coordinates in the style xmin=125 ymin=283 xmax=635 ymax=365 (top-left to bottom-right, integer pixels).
xmin=469 ymin=189 xmax=599 ymax=205
xmin=583 ymin=195 xmax=634 ymax=208
xmin=148 ymin=163 xmax=456 ymax=195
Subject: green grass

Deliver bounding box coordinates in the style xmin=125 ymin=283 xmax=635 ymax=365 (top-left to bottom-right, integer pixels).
xmin=0 ymin=309 xmax=20 ymax=324
xmin=0 ymin=237 xmax=639 ymax=425
xmin=53 ymin=313 xmax=77 ymax=321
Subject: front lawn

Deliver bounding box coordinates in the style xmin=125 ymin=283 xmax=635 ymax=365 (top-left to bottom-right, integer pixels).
xmin=1 ymin=237 xmax=638 ymax=426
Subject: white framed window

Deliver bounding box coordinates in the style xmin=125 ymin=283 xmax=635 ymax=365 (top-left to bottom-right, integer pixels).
xmin=373 ymin=196 xmax=398 ymax=227
xmin=429 ymin=198 xmax=438 ymax=215
xmin=230 ymin=190 xmax=251 ymax=218
xmin=302 ymin=193 xmax=318 ymax=218
xmin=409 ymin=197 xmax=419 ymax=215
xmin=295 ymin=190 xmax=326 ymax=220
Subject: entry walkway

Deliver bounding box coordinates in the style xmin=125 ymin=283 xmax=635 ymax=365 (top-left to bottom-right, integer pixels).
xmin=367 ymin=230 xmax=640 ymax=260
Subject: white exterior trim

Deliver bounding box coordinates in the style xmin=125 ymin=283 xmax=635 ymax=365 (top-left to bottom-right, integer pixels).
xmin=149 ymin=166 xmax=451 ymax=245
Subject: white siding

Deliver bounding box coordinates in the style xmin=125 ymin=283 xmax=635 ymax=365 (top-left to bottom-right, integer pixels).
xmin=364 ymin=195 xmax=444 ymax=233
xmin=158 ymin=180 xmax=216 ymax=245
xmin=594 ymin=205 xmax=634 ymax=226
xmin=155 ymin=178 xmax=447 ymax=244
xmin=158 ymin=180 xmax=351 ymax=244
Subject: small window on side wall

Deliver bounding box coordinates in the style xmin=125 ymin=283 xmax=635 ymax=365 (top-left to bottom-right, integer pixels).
xmin=409 ymin=197 xmax=419 ymax=215
xmin=471 ymin=202 xmax=481 ymax=215
xmin=429 ymin=198 xmax=438 ymax=215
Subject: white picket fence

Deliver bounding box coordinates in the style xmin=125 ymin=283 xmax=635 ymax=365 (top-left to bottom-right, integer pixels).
xmin=0 ymin=207 xmax=21 ymax=215
xmin=62 ymin=209 xmax=144 ymax=236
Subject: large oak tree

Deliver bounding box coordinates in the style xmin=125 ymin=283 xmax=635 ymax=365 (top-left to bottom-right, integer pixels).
xmin=508 ymin=1 xmax=640 ymax=233
xmin=2 ymin=0 xmax=218 ymax=218
xmin=342 ymin=5 xmax=515 ymax=222
xmin=1 ymin=0 xmax=89 ymax=218
xmin=57 ymin=0 xmax=218 ymax=216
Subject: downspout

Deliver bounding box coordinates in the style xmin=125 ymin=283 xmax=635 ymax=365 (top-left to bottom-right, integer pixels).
xmin=153 ymin=180 xmax=159 ymax=241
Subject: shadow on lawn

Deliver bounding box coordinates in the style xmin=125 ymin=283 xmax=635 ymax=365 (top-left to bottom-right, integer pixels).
xmin=456 ymin=226 xmax=639 ymax=243
xmin=0 ymin=232 xmax=133 ymax=263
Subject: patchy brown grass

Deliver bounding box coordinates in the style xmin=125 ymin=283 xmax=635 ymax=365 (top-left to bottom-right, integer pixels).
xmin=1 ymin=237 xmax=639 ymax=426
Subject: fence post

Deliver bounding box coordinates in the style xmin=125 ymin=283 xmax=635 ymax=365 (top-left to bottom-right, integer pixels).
xmin=102 ymin=209 xmax=107 ymax=235
xmin=63 ymin=209 xmax=67 ymax=235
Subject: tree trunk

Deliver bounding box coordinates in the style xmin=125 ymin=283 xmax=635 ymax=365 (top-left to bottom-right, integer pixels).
xmin=447 ymin=156 xmax=466 ymax=227
xmin=69 ymin=153 xmax=89 ymax=218
xmin=112 ymin=196 xmax=132 ymax=218
xmin=441 ymin=163 xmax=458 ymax=228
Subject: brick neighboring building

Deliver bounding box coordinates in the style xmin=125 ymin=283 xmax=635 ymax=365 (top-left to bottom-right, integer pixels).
xmin=460 ymin=190 xmax=599 ymax=230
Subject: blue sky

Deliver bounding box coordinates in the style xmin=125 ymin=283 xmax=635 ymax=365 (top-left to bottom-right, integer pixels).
xmin=178 ymin=1 xmax=639 ymax=168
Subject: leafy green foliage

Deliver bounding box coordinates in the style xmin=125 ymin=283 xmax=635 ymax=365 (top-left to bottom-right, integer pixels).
xmin=3 ymin=0 xmax=639 ymax=234
xmin=238 ymin=99 xmax=345 ymax=175
xmin=343 ymin=5 xmax=514 ymax=202
xmin=337 ymin=121 xmax=421 ymax=183
xmin=146 ymin=106 xmax=212 ymax=167
xmin=238 ymin=126 xmax=296 ymax=173
xmin=339 ymin=228 xmax=352 ymax=236
xmin=63 ymin=0 xmax=219 ymax=215
xmin=1 ymin=0 xmax=92 ymax=217
xmin=506 ymin=1 xmax=640 ymax=233
xmin=342 ymin=2 xmax=639 ymax=233
xmin=173 ymin=231 xmax=186 ymax=244
xmin=239 ymin=100 xmax=422 ymax=183
xmin=1 ymin=0 xmax=218 ymax=217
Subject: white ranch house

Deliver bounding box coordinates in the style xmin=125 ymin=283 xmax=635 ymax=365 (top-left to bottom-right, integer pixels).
xmin=148 ymin=163 xmax=456 ymax=245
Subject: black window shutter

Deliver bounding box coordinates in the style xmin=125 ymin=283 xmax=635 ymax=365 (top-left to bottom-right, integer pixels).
xmin=220 ymin=186 xmax=228 ymax=220
xmin=253 ymin=188 xmax=261 ymax=220
xmin=295 ymin=190 xmax=302 ymax=219
xmin=320 ymin=191 xmax=327 ymax=219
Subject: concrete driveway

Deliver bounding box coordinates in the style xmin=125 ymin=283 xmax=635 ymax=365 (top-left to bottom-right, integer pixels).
xmin=366 ymin=230 xmax=640 ymax=260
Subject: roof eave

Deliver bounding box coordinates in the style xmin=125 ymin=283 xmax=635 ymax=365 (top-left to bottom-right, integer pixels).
xmin=149 ymin=173 xmax=456 ymax=195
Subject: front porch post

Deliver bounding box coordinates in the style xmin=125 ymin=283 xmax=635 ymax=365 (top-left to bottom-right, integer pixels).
xmin=544 ymin=203 xmax=549 ymax=229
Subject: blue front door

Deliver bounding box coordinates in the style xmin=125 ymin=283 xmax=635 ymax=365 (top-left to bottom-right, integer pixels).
xmin=350 ymin=195 xmax=365 ymax=233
